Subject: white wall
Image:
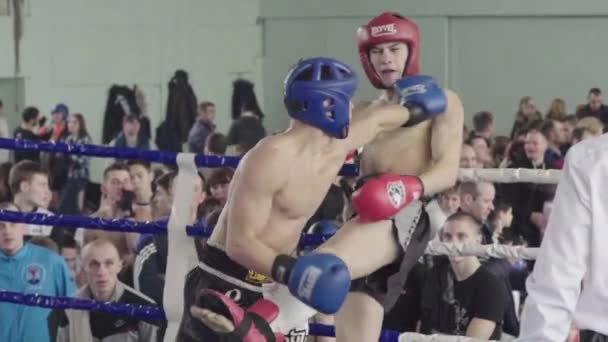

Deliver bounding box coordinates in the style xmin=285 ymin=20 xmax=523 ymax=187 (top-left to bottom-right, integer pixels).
xmin=0 ymin=0 xmax=262 ymax=180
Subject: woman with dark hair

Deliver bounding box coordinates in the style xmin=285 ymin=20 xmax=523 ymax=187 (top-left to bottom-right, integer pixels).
xmin=58 ymin=113 xmax=92 ymax=215
xmin=227 ymin=79 xmax=267 ymax=155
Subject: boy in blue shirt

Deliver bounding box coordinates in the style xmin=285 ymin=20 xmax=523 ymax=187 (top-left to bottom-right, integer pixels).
xmin=0 ymin=202 xmax=76 ymax=342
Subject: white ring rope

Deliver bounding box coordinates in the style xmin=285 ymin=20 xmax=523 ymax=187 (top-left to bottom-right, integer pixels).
xmin=425 ymin=241 xmax=538 ymax=260
xmin=458 ymin=168 xmax=561 ymax=184
xmin=163 ymin=153 xmax=200 ymax=342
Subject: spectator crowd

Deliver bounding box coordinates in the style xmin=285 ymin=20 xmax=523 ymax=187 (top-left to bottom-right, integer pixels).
xmin=0 ymin=74 xmax=606 ymax=341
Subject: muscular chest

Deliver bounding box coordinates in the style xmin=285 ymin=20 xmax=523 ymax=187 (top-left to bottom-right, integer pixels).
xmin=275 ymin=157 xmax=343 ymax=219
xmin=361 ymin=122 xmax=433 ymax=175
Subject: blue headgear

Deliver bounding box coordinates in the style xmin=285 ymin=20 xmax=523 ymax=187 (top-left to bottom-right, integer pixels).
xmin=284 ymin=57 xmax=357 ymax=139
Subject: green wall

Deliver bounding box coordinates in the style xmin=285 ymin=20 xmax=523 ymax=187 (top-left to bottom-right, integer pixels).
xmin=260 ymin=0 xmax=608 ymax=136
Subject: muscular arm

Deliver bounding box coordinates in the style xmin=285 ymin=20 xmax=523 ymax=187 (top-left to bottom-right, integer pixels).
xmin=224 ymin=143 xmax=287 ymax=276
xmin=465 ymin=318 xmax=496 ymax=339
xmin=345 ymin=103 xmax=410 ymax=151
xmin=418 ymin=90 xmax=464 ymax=195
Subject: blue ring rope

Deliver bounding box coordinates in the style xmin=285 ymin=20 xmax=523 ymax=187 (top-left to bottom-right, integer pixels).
xmin=0 ymin=138 xmax=359 ymax=176
xmin=0 ymin=290 xmax=399 ymax=341
xmin=0 ymin=210 xmax=334 ymax=247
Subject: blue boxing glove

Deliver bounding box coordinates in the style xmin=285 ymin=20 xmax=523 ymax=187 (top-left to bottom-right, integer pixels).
xmin=394 ymin=75 xmax=447 ymax=127
xmin=271 ymin=253 xmax=351 ymax=314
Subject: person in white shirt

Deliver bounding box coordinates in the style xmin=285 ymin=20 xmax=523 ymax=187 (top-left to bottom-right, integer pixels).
xmin=426 ymin=185 xmax=460 ymax=240
xmin=8 ymin=160 xmax=54 ymax=237
xmin=517 ymin=134 xmax=608 ymax=342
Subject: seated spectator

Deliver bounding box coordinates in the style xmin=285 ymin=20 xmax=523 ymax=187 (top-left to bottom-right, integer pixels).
xmin=459 ymin=181 xmax=495 ymax=244
xmin=576 ymin=116 xmax=604 ymax=136
xmin=48 ymin=239 xmax=161 ymax=341
xmin=205 ymin=132 xmax=228 ymax=156
xmin=151 ymin=171 xmax=176 ymax=220
xmin=201 ymin=132 xmax=228 ymax=179
xmin=545 ymin=97 xmax=568 ymax=121
xmin=539 ymin=119 xmax=566 ymax=166
xmin=490 ymin=136 xmax=510 ymax=167
xmin=9 ymin=160 xmax=54 ymax=239
xmin=133 ymin=172 xmax=205 ymax=305
xmin=484 ymin=200 xmax=520 ymax=338
xmin=510 ymin=96 xmax=542 ymax=139
xmin=571 ymin=127 xmax=595 ymax=145
xmin=487 ymin=199 xmax=513 ymax=244
xmin=78 ymin=163 xmax=137 ymax=286
xmin=460 ymin=143 xmax=479 ymax=168
xmin=13 ymin=106 xmax=42 ymax=163
xmin=109 ymin=114 xmax=156 ymax=150
xmin=0 ymin=202 xmax=75 ymax=342
xmin=207 ymin=167 xmax=234 ymax=205
xmin=426 ymin=185 xmax=460 ymax=239
xmin=559 ymin=114 xmax=578 ymax=154
xmin=127 ymin=160 xmax=154 ymax=222
xmin=188 ymin=101 xmax=216 ymax=153
xmin=59 ymin=236 xmax=87 ymax=288
xmin=420 ymin=213 xmax=509 ymax=340
xmin=466 ymin=135 xmax=491 ymax=167
xmin=575 ymin=87 xmax=608 ymax=129
xmin=501 ymin=129 xmax=558 ymax=247
xmin=471 ymin=110 xmax=495 ymax=141
xmin=57 ymin=113 xmax=92 ymax=215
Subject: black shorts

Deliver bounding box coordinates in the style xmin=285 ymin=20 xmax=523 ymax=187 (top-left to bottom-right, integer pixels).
xmin=176 ymin=242 xmax=269 ymax=342
xmin=351 ymin=200 xmax=432 ymax=312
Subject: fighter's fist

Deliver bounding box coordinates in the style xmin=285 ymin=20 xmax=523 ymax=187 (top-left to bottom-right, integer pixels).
xmin=352 ymin=174 xmax=424 ymax=222
xmin=272 ymin=253 xmax=351 ymax=314
xmin=394 ymin=75 xmax=447 ymax=127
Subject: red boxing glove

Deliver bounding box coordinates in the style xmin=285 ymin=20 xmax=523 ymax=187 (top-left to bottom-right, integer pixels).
xmin=352 ymin=174 xmax=424 ymax=222
xmin=195 ymin=289 xmax=285 ymax=342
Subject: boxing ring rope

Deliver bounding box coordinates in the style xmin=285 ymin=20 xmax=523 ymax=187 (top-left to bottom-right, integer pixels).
xmin=0 ymin=290 xmax=495 ymax=342
xmin=458 ymin=167 xmax=561 ymax=184
xmin=0 ymin=208 xmax=540 ymax=259
xmin=0 ymin=137 xmax=360 ymax=176
xmin=0 ymin=138 xmax=546 ymax=341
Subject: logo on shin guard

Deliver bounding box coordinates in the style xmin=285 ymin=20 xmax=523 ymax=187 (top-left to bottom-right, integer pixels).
xmin=297 ymin=267 xmax=322 ymax=300
xmin=387 ymin=181 xmax=406 ymax=208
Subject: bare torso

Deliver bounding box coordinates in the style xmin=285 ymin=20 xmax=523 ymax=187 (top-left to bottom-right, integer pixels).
xmin=208 ymin=130 xmax=348 ymax=255
xmin=360 ymin=120 xmax=433 ymax=176
xmin=359 ymin=90 xmax=463 ymax=194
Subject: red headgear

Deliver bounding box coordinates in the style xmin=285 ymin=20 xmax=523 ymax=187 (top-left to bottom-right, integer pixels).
xmin=357 ymin=12 xmax=420 ymax=89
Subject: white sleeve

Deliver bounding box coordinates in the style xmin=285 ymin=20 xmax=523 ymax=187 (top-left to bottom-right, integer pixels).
xmin=516 ymin=151 xmax=591 ymax=341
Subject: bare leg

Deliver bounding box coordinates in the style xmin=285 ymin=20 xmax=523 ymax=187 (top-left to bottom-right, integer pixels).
xmin=334 ymin=292 xmax=383 ymax=342
xmin=315 ymin=218 xmax=400 ymax=279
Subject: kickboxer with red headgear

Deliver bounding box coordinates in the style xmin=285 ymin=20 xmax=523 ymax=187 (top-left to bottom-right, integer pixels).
xmin=315 ymin=11 xmax=466 ymax=342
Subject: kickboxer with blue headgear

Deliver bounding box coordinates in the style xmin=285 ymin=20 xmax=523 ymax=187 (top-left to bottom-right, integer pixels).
xmin=179 ymin=54 xmax=449 ymax=341
xmin=283 ymin=57 xmax=357 ymax=139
